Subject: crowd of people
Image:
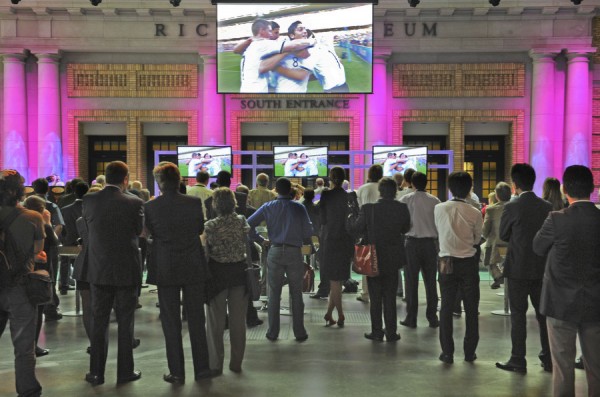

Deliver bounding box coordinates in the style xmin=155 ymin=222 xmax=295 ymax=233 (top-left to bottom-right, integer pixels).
xmin=0 ymin=160 xmax=599 ymax=397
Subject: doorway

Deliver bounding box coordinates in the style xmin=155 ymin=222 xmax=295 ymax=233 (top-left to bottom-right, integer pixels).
xmin=463 ymin=136 xmax=505 ymax=204
xmin=88 ymin=136 xmax=127 ymax=183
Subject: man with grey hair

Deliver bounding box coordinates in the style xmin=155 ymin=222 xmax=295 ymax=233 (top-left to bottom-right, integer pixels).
xmin=314 ymin=178 xmax=325 ymax=196
xmin=187 ymin=171 xmax=212 ymax=220
xmin=94 ymin=175 xmax=106 ymax=187
xmin=248 ymin=173 xmax=276 ymax=209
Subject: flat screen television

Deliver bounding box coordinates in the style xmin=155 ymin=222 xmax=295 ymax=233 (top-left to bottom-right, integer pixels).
xmin=273 ymin=146 xmax=328 ymax=177
xmin=177 ymin=146 xmax=233 ymax=178
xmin=217 ymin=3 xmax=373 ymax=94
xmin=372 ymin=146 xmax=428 ymax=177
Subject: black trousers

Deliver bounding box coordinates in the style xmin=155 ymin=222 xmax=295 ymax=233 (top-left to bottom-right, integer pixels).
xmin=157 ymin=284 xmax=210 ymax=378
xmin=404 ymin=238 xmax=438 ymax=324
xmin=367 ymin=270 xmax=398 ymax=337
xmin=90 ymin=284 xmax=137 ymax=378
xmin=439 ymin=256 xmax=480 ymax=358
xmin=507 ymin=278 xmax=550 ymax=362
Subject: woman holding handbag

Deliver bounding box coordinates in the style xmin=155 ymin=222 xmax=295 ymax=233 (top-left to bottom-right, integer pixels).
xmin=319 ymin=167 xmax=354 ymax=327
xmin=353 ymin=177 xmax=410 ymax=342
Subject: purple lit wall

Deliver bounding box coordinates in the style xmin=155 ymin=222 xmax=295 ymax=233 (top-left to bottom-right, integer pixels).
xmin=37 ymin=54 xmax=63 ymax=180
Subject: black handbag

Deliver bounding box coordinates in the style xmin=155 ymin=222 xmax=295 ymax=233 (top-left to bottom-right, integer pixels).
xmin=24 ymin=269 xmax=53 ymax=306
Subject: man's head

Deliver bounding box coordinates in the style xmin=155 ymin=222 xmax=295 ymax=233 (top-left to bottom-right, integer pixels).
xmin=236 ymin=184 xmax=250 ymax=195
xmin=215 ymin=171 xmax=232 ymax=188
xmin=95 ymin=174 xmax=106 ymax=186
xmin=367 ymin=164 xmax=383 ymax=183
xmin=411 ymin=171 xmax=427 ymax=191
xmin=275 ymin=177 xmax=292 ymax=196
xmin=448 ymin=171 xmax=473 ymax=199
xmin=563 ymin=165 xmax=594 ymax=200
xmin=378 ymin=177 xmax=398 ymax=200
xmin=252 ymin=19 xmax=273 ymax=38
xmin=196 ymin=171 xmax=209 ymax=185
xmin=32 ymin=178 xmax=49 ymax=195
xmin=387 ymin=152 xmax=395 ymax=158
xmin=105 ymin=161 xmax=129 ymax=186
xmin=494 ymin=181 xmax=512 ymax=202
xmin=131 ymin=180 xmax=143 ymax=191
xmin=153 ymin=161 xmax=181 ymax=193
xmin=510 ymin=163 xmax=536 ymax=192
xmin=66 ymin=178 xmax=84 ymax=195
xmin=270 ymin=21 xmax=280 ymax=39
xmin=288 ymin=20 xmax=307 ymax=40
xmin=73 ymin=182 xmax=90 ymax=199
xmin=0 ymin=169 xmax=25 ymax=207
xmin=315 ymin=177 xmax=324 ymax=188
xmin=256 ymin=173 xmax=269 ymax=188
xmin=393 ymin=172 xmax=404 ymax=188
xmin=403 ymin=168 xmax=416 ymax=187
xmin=304 ymin=188 xmax=315 ymax=203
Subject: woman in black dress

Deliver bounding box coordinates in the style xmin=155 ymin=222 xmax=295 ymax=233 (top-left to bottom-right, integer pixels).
xmin=319 ymin=167 xmax=354 ymax=327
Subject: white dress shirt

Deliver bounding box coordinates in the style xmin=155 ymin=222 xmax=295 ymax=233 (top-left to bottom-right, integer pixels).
xmin=434 ymin=199 xmax=483 ymax=258
xmin=356 ymin=182 xmax=380 ymax=207
xmin=400 ymin=190 xmax=440 ymax=238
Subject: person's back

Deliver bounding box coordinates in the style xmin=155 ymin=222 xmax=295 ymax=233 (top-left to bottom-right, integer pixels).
xmin=248 ymin=173 xmax=276 ymax=209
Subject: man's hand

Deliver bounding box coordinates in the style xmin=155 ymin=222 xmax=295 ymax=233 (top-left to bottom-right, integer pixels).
xmin=42 ymin=209 xmax=52 ymax=225
xmin=262 ymin=239 xmax=271 ymax=248
xmin=35 ymin=250 xmax=47 ymax=264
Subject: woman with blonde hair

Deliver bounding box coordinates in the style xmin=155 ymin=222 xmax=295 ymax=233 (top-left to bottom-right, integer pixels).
xmin=542 ymin=177 xmax=565 ymax=211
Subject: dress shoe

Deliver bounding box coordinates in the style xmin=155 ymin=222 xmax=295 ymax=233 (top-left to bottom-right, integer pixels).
xmin=132 ymin=339 xmax=140 ymax=349
xmin=59 ymin=289 xmax=68 ymax=296
xmin=229 ymin=365 xmax=242 ymax=373
xmin=265 ymin=334 xmax=277 ymax=341
xmin=324 ymin=313 xmax=336 ymax=327
xmin=356 ymin=296 xmax=369 ymax=303
xmin=85 ymin=373 xmax=105 ymax=386
xmin=491 ymin=280 xmax=502 ymax=290
xmin=195 ymin=369 xmax=221 ymax=381
xmin=295 ymin=334 xmax=309 ymax=342
xmin=337 ymin=314 xmax=345 ymax=328
xmin=44 ymin=312 xmax=63 ymax=322
xmin=396 ymin=292 xmax=404 ymax=298
xmin=428 ymin=319 xmax=440 ymax=328
xmin=163 ymin=374 xmax=185 ymax=385
xmin=439 ymin=353 xmax=454 ymax=364
xmin=246 ymin=318 xmax=264 ymax=328
xmin=35 ymin=347 xmax=49 ymax=357
xmin=575 ymin=357 xmax=585 ymax=370
xmin=541 ymin=361 xmax=553 ymax=372
xmin=364 ymin=332 xmax=384 ymax=342
xmin=496 ymin=360 xmax=527 ymax=373
xmin=465 ymin=354 xmax=477 ymax=362
xmin=400 ymin=320 xmax=417 ymax=329
xmin=117 ymin=370 xmax=142 ymax=384
xmin=310 ymin=293 xmax=328 ymax=300
xmin=386 ymin=333 xmax=401 ymax=342
xmin=86 ymin=346 xmax=91 ymax=355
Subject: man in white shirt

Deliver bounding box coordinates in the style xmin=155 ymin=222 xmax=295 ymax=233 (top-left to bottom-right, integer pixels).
xmin=399 ymin=171 xmax=441 ymax=329
xmin=434 ymin=171 xmax=483 ymax=365
xmin=308 ymin=32 xmax=348 ymax=93
xmin=383 ymin=153 xmax=398 ymax=177
xmin=186 ymin=171 xmax=212 ymax=220
xmin=354 ymin=164 xmax=384 ymax=303
xmin=283 ymin=153 xmax=298 ymax=177
xmin=186 ymin=153 xmax=203 ymax=178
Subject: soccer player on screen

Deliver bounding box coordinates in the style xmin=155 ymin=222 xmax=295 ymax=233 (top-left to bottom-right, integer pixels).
xmin=383 ymin=152 xmax=399 ymax=177
xmin=306 ymin=29 xmax=349 ymax=93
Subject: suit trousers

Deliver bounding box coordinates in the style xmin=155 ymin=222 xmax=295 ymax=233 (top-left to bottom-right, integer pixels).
xmin=404 ymin=238 xmax=439 ymax=324
xmin=507 ymin=278 xmax=550 ymax=362
xmin=90 ymin=284 xmax=137 ymax=378
xmin=439 ymin=256 xmax=480 ymax=358
xmin=267 ymin=245 xmax=307 ymax=339
xmin=547 ymin=317 xmax=600 ymax=397
xmin=206 ymin=286 xmax=248 ymax=372
xmin=0 ymin=285 xmax=41 ymax=397
xmin=157 ymin=284 xmax=209 ymax=378
xmin=367 ymin=270 xmax=398 ymax=337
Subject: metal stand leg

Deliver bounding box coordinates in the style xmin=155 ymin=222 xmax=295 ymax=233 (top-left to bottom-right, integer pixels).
xmin=63 ymin=289 xmax=82 ymax=317
xmin=491 ymin=278 xmax=510 ymax=316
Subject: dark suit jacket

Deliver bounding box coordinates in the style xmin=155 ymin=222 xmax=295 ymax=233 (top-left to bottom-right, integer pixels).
xmin=72 ymin=216 xmax=88 ymax=282
xmin=355 ymin=199 xmax=411 ymax=274
xmin=533 ymin=202 xmax=600 ymax=323
xmin=61 ymin=200 xmax=83 ymax=246
xmin=499 ymin=191 xmax=552 ymax=280
xmin=144 ymin=191 xmax=208 ymax=286
xmin=57 ymin=193 xmax=76 ymax=209
xmin=82 ymin=185 xmax=144 ymax=286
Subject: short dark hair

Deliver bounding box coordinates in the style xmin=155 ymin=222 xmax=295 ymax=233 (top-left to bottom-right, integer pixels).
xmin=73 ymin=182 xmax=89 ymax=199
xmin=236 ymin=184 xmax=250 ymax=195
xmin=251 ymin=19 xmax=271 ymax=36
xmin=270 ymin=21 xmax=280 ymax=29
xmin=216 ymin=171 xmax=232 ymax=188
xmin=378 ymin=177 xmax=398 ymax=199
xmin=367 ymin=164 xmax=383 ymax=183
xmin=287 ymin=20 xmax=302 ymax=37
xmin=329 ymin=166 xmax=345 ymax=187
xmin=0 ymin=170 xmax=26 ymax=207
xmin=303 ymin=188 xmax=315 ymax=202
xmin=105 ymin=161 xmax=129 ymax=185
xmin=275 ymin=177 xmax=292 ymax=196
xmin=403 ymin=168 xmax=416 ymax=185
xmin=511 ymin=163 xmax=536 ymax=191
xmin=32 ymin=178 xmax=49 ymax=195
xmin=448 ymin=171 xmax=473 ymax=199
xmin=563 ymin=165 xmax=594 ymax=199
xmin=196 ymin=171 xmax=209 ymax=184
xmin=494 ymin=182 xmax=512 ymax=202
xmin=411 ymin=171 xmax=427 ymax=191
xmin=153 ymin=161 xmax=181 ymax=192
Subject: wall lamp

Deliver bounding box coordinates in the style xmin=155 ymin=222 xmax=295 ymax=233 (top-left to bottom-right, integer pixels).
xmin=408 ymin=0 xmax=420 ymax=7
xmin=489 ymin=0 xmax=500 ymax=6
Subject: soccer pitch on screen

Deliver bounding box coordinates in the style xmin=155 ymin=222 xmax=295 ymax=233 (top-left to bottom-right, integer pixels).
xmin=217 ymin=47 xmax=372 ymax=93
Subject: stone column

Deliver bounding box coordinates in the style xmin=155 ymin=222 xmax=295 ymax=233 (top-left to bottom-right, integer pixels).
xmin=201 ymin=54 xmax=224 ymax=145
xmin=364 ymin=53 xmax=389 ymax=185
xmin=529 ymin=50 xmax=559 ymax=194
xmin=564 ymin=49 xmax=594 ymax=169
xmin=35 ymin=53 xmax=62 ymax=180
xmin=2 ymin=54 xmax=29 ymax=181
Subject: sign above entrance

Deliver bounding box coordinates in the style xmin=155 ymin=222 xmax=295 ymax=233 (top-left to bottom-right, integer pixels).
xmin=239 ymin=98 xmax=350 ymax=109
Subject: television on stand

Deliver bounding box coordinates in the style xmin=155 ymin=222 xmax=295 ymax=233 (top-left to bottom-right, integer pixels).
xmin=372 ymin=145 xmax=428 ymax=177
xmin=177 ymin=146 xmax=233 ymax=178
xmin=273 ymin=145 xmax=328 ymax=178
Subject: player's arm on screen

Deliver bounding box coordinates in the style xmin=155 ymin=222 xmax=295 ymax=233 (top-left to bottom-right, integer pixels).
xmin=281 ymin=38 xmax=317 ymax=53
xmin=259 ymin=53 xmax=289 ymax=74
xmin=233 ymin=37 xmax=253 ymax=55
xmin=274 ymin=65 xmax=310 ymax=81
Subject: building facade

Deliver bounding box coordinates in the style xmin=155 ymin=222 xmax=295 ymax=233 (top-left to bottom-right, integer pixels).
xmin=1 ymin=0 xmax=600 ymax=200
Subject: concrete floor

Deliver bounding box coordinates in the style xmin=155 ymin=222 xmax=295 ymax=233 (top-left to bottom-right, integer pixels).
xmin=0 ymin=274 xmax=590 ymax=397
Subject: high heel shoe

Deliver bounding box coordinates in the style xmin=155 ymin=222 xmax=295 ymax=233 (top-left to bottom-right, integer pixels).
xmin=337 ymin=314 xmax=345 ymax=328
xmin=324 ymin=313 xmax=336 ymax=327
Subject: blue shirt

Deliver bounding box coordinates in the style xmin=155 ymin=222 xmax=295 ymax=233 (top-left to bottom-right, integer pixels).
xmin=247 ymin=196 xmax=314 ymax=247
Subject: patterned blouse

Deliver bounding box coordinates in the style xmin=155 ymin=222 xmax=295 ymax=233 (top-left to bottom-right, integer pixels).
xmin=204 ymin=213 xmax=250 ymax=264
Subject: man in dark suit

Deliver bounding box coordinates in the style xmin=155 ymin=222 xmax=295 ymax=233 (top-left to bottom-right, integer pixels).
xmin=82 ymin=161 xmax=144 ymax=386
xmin=533 ymin=165 xmax=600 ymax=396
xmin=144 ymin=162 xmax=217 ymax=384
xmin=204 ymin=171 xmax=247 ymax=220
xmin=496 ymin=163 xmax=553 ymax=374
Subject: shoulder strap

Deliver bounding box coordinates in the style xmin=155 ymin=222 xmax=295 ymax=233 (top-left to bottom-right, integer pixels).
xmin=0 ymin=207 xmax=23 ymax=231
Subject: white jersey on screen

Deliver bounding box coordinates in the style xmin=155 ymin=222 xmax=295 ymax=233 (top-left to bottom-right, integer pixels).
xmin=240 ymin=39 xmax=285 ymax=93
xmin=275 ymin=54 xmax=316 ymax=93
xmin=309 ymin=44 xmax=346 ymax=90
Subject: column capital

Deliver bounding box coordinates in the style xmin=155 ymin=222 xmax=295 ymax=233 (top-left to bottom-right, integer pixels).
xmin=528 ymin=49 xmax=561 ymax=61
xmin=1 ymin=53 xmax=27 ymax=64
xmin=565 ymin=48 xmax=596 ymax=62
xmin=199 ymin=54 xmax=217 ymax=65
xmin=33 ymin=53 xmax=62 ymax=63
